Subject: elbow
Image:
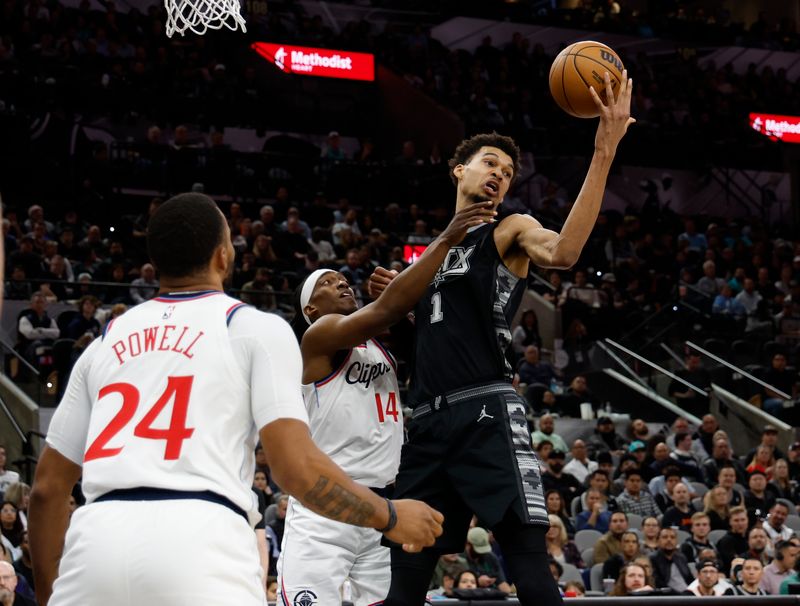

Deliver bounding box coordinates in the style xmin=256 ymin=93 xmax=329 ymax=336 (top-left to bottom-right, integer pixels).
xmin=549 ymin=251 xmax=579 ymax=270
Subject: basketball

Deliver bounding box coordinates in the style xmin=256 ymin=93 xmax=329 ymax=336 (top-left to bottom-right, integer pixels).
xmin=549 ymin=41 xmax=625 ymax=119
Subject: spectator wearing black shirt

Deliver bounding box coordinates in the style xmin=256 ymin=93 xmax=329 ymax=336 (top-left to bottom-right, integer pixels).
xmin=462 ymin=527 xmax=512 ymax=593
xmin=650 ymin=527 xmax=694 ymax=592
xmin=680 ymin=512 xmax=713 ymax=563
xmin=516 ymin=345 xmax=556 ymax=387
xmin=761 ymin=354 xmax=798 ymax=417
xmin=717 ymin=506 xmax=750 ymax=572
xmin=667 ymin=352 xmax=711 ymax=417
xmin=738 ymin=526 xmax=771 ymax=567
xmin=703 ymin=439 xmax=748 ymax=487
xmin=63 ymin=296 xmax=101 ymax=341
xmin=662 ymin=482 xmax=696 ymax=531
xmin=588 ymin=417 xmax=627 ymax=459
xmin=745 ymin=426 xmax=786 ymax=464
xmin=16 ymin=292 xmax=59 ymax=371
xmin=745 ymin=470 xmax=776 ymax=524
xmin=542 ymin=450 xmax=583 ymax=504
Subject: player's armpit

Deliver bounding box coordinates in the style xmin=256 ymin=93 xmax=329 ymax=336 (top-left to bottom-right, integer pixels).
xmin=29 ymin=446 xmax=83 ymax=606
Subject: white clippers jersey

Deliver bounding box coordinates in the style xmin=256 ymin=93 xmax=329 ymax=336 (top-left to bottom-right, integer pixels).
xmin=302 ymin=339 xmax=403 ymax=488
xmin=46 ymin=291 xmax=308 ymax=526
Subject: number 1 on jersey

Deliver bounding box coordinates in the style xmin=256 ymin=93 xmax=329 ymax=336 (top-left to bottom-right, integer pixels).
xmin=430 ymin=291 xmax=443 ymax=323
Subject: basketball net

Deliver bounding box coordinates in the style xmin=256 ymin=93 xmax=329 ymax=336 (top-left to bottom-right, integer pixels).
xmin=165 ymin=0 xmax=246 ymax=37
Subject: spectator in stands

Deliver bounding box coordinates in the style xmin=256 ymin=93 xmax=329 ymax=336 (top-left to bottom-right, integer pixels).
xmin=703 ymin=439 xmax=747 ymax=487
xmin=0 ymin=560 xmax=34 ymax=606
xmin=650 ymin=527 xmax=694 ymax=592
xmin=0 ymin=504 xmax=22 ymax=550
xmin=595 ymin=511 xmax=629 ymax=565
xmin=696 ymin=261 xmax=726 ymax=298
xmin=564 ymin=269 xmax=601 ymax=308
xmin=667 ymin=355 xmax=711 ymax=417
xmin=740 ymin=526 xmax=771 ymax=567
xmin=12 ymin=531 xmax=32 ymax=596
xmin=718 ymin=464 xmax=745 ymax=507
xmin=309 ymin=228 xmax=336 ymax=264
xmin=770 ymin=459 xmax=796 ymax=501
xmin=746 ymin=426 xmax=786 ymax=465
xmin=717 ymin=507 xmax=750 ymax=571
xmin=669 ymin=431 xmax=703 ymax=472
xmin=517 ymin=346 xmax=557 ymax=390
xmin=531 ymin=414 xmax=568 ymax=453
xmin=694 ymin=415 xmax=719 ymax=457
xmin=430 ymin=553 xmax=468 ymax=593
xmin=653 ymin=466 xmax=682 ymax=513
xmin=240 ymin=268 xmax=276 ymax=312
xmin=577 ymin=489 xmax=612 ymax=532
xmin=0 ymin=449 xmax=19 ymax=497
xmin=678 ymin=219 xmax=707 ymax=253
xmin=712 ymin=283 xmax=746 ymax=318
xmin=704 ymin=485 xmax=732 ymax=531
xmin=545 ymin=514 xmax=584 ymax=569
xmin=761 ymin=539 xmax=800 ymax=594
xmin=511 ymin=309 xmax=541 ymax=357
xmin=575 ymin=470 xmax=618 ymax=515
xmin=725 ymin=558 xmax=768 ymax=596
xmin=602 ymin=531 xmax=642 ymax=585
xmin=588 ymin=417 xmax=627 ymax=459
xmin=746 ymin=470 xmax=777 ymax=522
xmin=129 ymin=263 xmax=158 ymax=304
xmin=608 ymin=563 xmax=655 ymax=596
xmin=778 ymin=553 xmax=800 ymax=594
xmin=763 ymin=502 xmax=795 ymax=543
xmin=662 ymin=482 xmax=696 ymax=531
xmin=563 ymin=440 xmax=597 ymax=484
xmin=543 ymin=450 xmax=583 ymax=503
xmin=462 ymin=528 xmax=511 ymax=592
xmin=760 ymin=354 xmax=798 ymax=416
xmin=680 ymin=512 xmax=713 ymax=563
xmin=62 ymin=295 xmax=101 ymax=342
xmin=251 ymin=470 xmax=273 ymax=514
xmin=735 ymin=278 xmax=763 ymax=317
xmin=545 ymin=489 xmax=575 ymax=538
xmin=639 ymin=517 xmax=661 ymax=556
xmin=617 ymin=470 xmax=659 ymax=518
xmin=686 ymin=559 xmax=729 ymax=596
xmin=16 ymin=292 xmax=58 ymax=373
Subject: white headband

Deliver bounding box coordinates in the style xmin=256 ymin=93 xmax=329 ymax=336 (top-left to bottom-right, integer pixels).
xmin=300 ymin=269 xmax=337 ymax=325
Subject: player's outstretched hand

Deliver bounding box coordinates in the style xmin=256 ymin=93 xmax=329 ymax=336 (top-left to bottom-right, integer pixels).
xmin=440 ymin=201 xmax=497 ymax=247
xmin=589 ymin=68 xmax=635 ymax=156
xmin=367 ymin=266 xmax=397 ymax=299
xmin=384 ymin=499 xmax=444 ymax=553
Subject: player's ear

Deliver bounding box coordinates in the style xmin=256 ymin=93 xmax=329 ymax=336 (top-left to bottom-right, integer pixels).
xmin=452 ymin=164 xmax=465 ymax=180
xmin=303 ymin=303 xmax=317 ymax=322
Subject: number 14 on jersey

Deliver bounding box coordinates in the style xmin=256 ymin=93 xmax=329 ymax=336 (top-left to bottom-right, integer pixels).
xmin=374 ymin=392 xmax=399 ymax=423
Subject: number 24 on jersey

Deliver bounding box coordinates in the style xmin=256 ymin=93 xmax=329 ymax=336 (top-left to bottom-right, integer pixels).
xmin=84 ymin=376 xmax=195 ymax=462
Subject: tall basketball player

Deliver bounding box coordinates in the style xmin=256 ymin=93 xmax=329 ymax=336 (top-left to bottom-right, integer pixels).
xmin=369 ymin=72 xmax=634 ymax=605
xmin=27 ymin=193 xmax=444 ymax=606
xmin=277 ymin=203 xmax=495 ymax=606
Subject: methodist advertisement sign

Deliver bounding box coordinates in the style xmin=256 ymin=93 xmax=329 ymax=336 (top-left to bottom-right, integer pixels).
xmin=252 ymin=42 xmax=375 ymax=82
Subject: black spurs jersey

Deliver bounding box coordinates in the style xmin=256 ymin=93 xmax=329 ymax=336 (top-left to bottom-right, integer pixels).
xmin=409 ymin=222 xmax=526 ymax=406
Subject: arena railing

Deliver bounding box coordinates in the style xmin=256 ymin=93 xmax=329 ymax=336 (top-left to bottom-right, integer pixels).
xmin=295 ymin=597 xmax=800 ymax=606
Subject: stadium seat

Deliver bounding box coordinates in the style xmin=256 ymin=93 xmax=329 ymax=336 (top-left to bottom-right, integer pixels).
xmin=560 ymin=563 xmax=582 ymax=584
xmin=582 ymin=547 xmax=594 ymax=567
xmin=692 ymin=497 xmax=704 ymax=511
xmin=590 ymin=563 xmax=605 ymax=592
xmin=571 ymin=495 xmax=583 ymax=517
xmin=56 ymin=310 xmax=80 ymax=335
xmin=690 ymin=482 xmax=708 ymax=497
xmin=777 ymin=498 xmax=798 ymax=515
xmin=626 ymin=513 xmax=642 ymax=529
xmin=785 ymin=514 xmax=800 ymax=532
xmin=702 ymin=338 xmax=727 ymax=355
xmin=575 ymin=529 xmax=602 ymax=552
xmin=708 ymin=529 xmax=727 ymax=546
xmin=677 ymin=530 xmax=690 ymax=543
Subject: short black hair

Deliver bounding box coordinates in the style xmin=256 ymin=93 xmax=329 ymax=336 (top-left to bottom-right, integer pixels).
xmin=448 ymin=132 xmax=521 ymax=186
xmin=146 ymin=193 xmax=225 ymax=279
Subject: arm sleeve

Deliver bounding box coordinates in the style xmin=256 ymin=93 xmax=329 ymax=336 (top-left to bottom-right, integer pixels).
xmin=228 ymin=307 xmax=308 ymax=430
xmin=46 ymin=339 xmax=102 ymax=465
xmin=18 ymin=316 xmax=35 ymax=340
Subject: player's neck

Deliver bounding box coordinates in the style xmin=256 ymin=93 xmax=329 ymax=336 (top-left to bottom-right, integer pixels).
xmin=158 ymin=274 xmax=224 ymax=294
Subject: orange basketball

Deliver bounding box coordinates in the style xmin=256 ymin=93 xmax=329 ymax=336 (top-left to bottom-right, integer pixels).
xmin=549 ymin=41 xmax=625 ymax=119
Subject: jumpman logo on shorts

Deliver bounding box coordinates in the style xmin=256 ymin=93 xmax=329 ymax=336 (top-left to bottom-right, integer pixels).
xmin=477 ymin=405 xmax=494 ymax=423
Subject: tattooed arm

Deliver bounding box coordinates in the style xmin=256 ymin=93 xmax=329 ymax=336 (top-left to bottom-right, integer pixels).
xmin=260 ymin=419 xmax=443 ymax=550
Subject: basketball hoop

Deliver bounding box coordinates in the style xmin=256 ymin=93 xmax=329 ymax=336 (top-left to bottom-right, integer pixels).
xmin=165 ymin=0 xmax=247 ymax=37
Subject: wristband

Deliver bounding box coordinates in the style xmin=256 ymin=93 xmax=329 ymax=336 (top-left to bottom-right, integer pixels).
xmin=377 ymin=498 xmax=397 ymax=533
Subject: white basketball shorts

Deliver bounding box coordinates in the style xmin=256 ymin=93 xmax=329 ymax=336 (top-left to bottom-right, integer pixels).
xmin=277 ymin=497 xmax=389 ymax=606
xmin=50 ymin=499 xmax=265 ymax=606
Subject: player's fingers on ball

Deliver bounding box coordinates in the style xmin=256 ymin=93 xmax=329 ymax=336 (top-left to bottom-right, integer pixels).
xmin=603 ymin=71 xmax=615 ymax=104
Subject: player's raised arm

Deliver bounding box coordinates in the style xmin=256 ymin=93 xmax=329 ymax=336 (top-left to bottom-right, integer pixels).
xmin=508 ymin=70 xmax=635 ymax=270
xmin=259 ymin=419 xmax=443 ymax=552
xmin=301 ymin=202 xmax=495 ymax=355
